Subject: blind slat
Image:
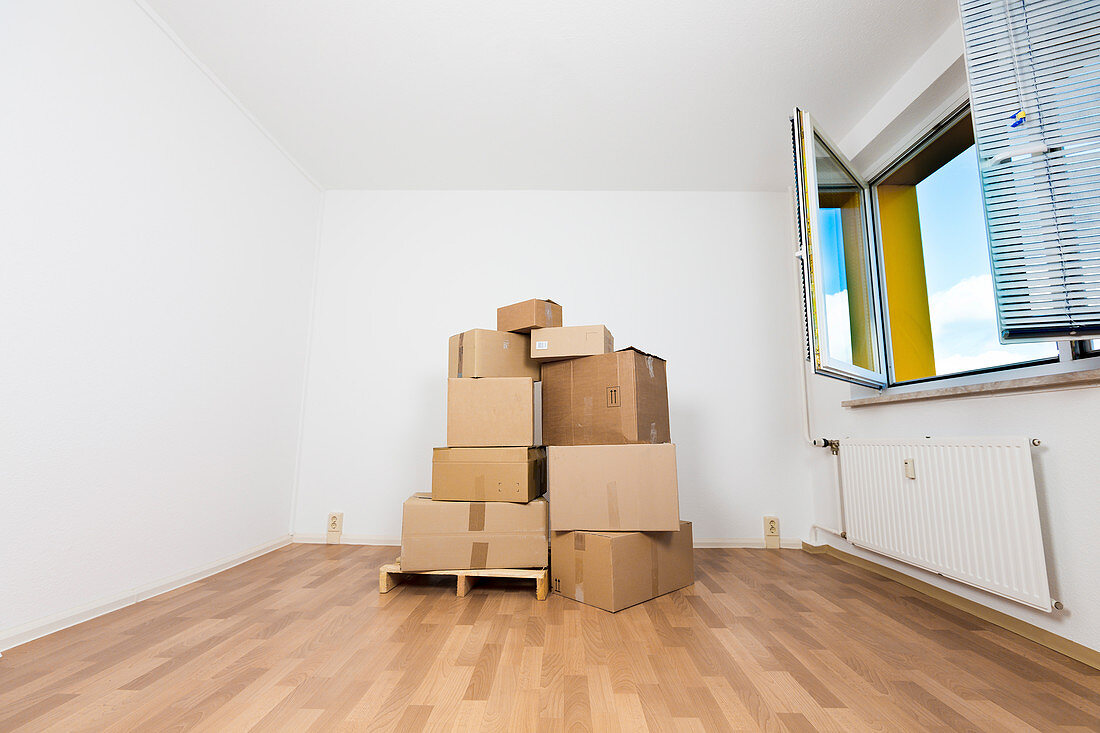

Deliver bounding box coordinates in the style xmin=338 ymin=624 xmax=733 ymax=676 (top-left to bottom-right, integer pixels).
xmin=961 ymin=0 xmax=1100 ymax=340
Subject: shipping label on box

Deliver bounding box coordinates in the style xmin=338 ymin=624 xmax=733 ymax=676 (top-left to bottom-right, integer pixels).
xmin=547 ymin=444 xmax=680 ymax=531
xmin=550 ymin=522 xmax=694 ymax=612
xmin=448 ymin=329 xmax=540 ymax=380
xmin=529 ymin=325 xmax=613 ymax=361
xmin=447 ymin=377 xmax=538 ymax=447
xmin=541 ymin=348 xmax=670 ymax=445
xmin=432 ymin=447 xmax=544 ymax=503
xmin=497 ymin=298 xmax=562 ymax=333
xmin=401 ymin=493 xmax=549 ymax=571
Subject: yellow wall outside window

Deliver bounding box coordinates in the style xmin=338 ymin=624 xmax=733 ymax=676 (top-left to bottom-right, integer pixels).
xmin=877 ymin=185 xmax=936 ymax=381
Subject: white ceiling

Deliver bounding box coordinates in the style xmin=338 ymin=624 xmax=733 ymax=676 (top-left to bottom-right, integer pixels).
xmin=146 ymin=0 xmax=959 ymax=191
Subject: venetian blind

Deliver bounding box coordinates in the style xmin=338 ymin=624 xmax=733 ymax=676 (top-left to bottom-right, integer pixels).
xmin=959 ymin=0 xmax=1100 ymax=340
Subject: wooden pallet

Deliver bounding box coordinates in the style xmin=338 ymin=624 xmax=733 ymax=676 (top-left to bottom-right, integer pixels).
xmin=379 ymin=558 xmax=549 ymax=600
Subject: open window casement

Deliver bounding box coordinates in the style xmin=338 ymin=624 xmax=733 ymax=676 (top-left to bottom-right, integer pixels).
xmin=792 ymin=109 xmax=888 ymax=388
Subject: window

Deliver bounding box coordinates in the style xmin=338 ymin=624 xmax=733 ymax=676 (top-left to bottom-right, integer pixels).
xmin=795 ymin=106 xmax=1063 ymax=388
xmin=795 ymin=1 xmax=1100 ymax=389
xmin=793 ymin=114 xmax=885 ymax=387
xmin=874 ymin=109 xmax=1058 ymax=382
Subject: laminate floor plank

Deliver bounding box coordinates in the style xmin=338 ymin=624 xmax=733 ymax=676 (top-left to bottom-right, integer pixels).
xmin=2 ymin=545 xmax=1098 ymax=732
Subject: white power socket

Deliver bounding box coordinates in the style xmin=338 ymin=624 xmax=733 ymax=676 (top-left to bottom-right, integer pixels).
xmin=327 ymin=512 xmax=344 ymax=544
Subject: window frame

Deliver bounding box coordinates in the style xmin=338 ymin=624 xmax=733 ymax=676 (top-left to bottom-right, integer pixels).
xmin=865 ymin=102 xmax=1063 ymax=387
xmin=793 ymin=109 xmax=889 ymax=389
xmin=796 ymin=101 xmax=1100 ymax=394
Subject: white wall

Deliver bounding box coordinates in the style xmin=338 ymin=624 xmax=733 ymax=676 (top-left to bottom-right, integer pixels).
xmin=808 ymin=377 xmax=1100 ymax=652
xmin=0 ymin=1 xmax=321 ymax=648
xmin=294 ymin=191 xmax=817 ymax=544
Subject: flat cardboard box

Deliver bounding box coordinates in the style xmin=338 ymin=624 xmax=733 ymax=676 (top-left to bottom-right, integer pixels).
xmin=497 ymin=298 xmax=562 ymax=333
xmin=401 ymin=493 xmax=549 ymax=571
xmin=530 ymin=325 xmax=614 ymax=361
xmin=547 ymin=444 xmax=680 ymax=531
xmin=550 ymin=521 xmax=694 ymax=612
xmin=541 ymin=348 xmax=670 ymax=445
xmin=448 ymin=329 xmax=540 ymax=380
xmin=432 ymin=447 xmax=544 ymax=503
xmin=447 ymin=377 xmax=539 ymax=447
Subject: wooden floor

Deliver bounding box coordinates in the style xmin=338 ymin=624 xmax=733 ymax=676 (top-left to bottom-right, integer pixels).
xmin=2 ymin=545 xmax=1098 ymax=732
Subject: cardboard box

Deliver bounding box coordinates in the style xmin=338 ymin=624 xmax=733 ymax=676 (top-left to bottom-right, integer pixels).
xmin=541 ymin=348 xmax=670 ymax=445
xmin=547 ymin=444 xmax=680 ymax=531
xmin=550 ymin=522 xmax=694 ymax=612
xmin=448 ymin=329 xmax=540 ymax=380
xmin=447 ymin=377 xmax=539 ymax=447
xmin=432 ymin=447 xmax=544 ymax=503
xmin=497 ymin=298 xmax=562 ymax=333
xmin=530 ymin=325 xmax=614 ymax=361
xmin=401 ymin=493 xmax=549 ymax=571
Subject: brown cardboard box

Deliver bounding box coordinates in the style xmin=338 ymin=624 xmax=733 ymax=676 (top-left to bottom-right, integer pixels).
xmin=448 ymin=329 xmax=540 ymax=380
xmin=432 ymin=447 xmax=544 ymax=503
xmin=550 ymin=522 xmax=694 ymax=612
xmin=401 ymin=493 xmax=549 ymax=571
xmin=497 ymin=298 xmax=562 ymax=333
xmin=541 ymin=348 xmax=670 ymax=445
xmin=447 ymin=377 xmax=538 ymax=447
xmin=547 ymin=444 xmax=680 ymax=531
xmin=530 ymin=325 xmax=614 ymax=361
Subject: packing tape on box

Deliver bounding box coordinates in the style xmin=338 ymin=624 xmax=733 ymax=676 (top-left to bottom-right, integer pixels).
xmin=470 ymin=541 xmax=489 ymax=569
xmin=574 ymin=533 xmax=585 ymax=602
xmin=650 ymin=540 xmax=660 ymax=597
xmin=473 ymin=473 xmax=486 ymax=501
xmin=650 ymin=422 xmax=658 ymax=443
xmin=456 ymin=331 xmax=465 ymax=378
xmin=545 ymin=303 xmax=553 ymax=325
xmin=606 ymin=481 xmax=621 ymax=527
xmin=468 ymin=503 xmax=485 ymax=532
xmin=645 ymin=355 xmax=654 ymax=377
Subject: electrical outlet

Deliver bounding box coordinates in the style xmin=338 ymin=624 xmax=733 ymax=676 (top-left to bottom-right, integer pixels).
xmin=764 ymin=516 xmax=780 ymax=549
xmin=903 ymin=458 xmax=916 ymax=479
xmin=326 ymin=512 xmax=344 ymax=544
xmin=764 ymin=516 xmax=780 ymax=536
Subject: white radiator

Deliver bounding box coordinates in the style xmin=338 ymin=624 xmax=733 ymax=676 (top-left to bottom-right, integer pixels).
xmin=838 ymin=437 xmax=1053 ymax=612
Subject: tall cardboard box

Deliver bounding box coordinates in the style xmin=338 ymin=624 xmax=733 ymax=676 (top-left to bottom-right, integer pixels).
xmin=401 ymin=493 xmax=549 ymax=571
xmin=550 ymin=522 xmax=694 ymax=612
xmin=497 ymin=298 xmax=562 ymax=333
xmin=447 ymin=377 xmax=539 ymax=447
xmin=448 ymin=329 xmax=540 ymax=380
xmin=432 ymin=447 xmax=543 ymax=503
xmin=541 ymin=348 xmax=670 ymax=445
xmin=530 ymin=325 xmax=613 ymax=361
xmin=547 ymin=444 xmax=680 ymax=531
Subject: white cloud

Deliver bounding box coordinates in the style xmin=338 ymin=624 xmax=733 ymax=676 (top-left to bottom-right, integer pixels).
xmin=824 ymin=289 xmax=852 ymax=364
xmin=929 ymin=274 xmax=995 ymax=336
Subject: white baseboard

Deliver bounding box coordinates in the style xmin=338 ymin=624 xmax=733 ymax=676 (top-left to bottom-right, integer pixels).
xmin=0 ymin=535 xmax=291 ymax=654
xmin=290 ymin=535 xmax=800 ymax=550
xmin=693 ymin=538 xmax=804 ymax=549
xmin=292 ymin=533 xmax=400 ymax=546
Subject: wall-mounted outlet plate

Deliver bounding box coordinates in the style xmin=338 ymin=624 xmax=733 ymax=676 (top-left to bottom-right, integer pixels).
xmin=327 ymin=512 xmax=344 ymax=544
xmin=764 ymin=516 xmax=780 ymax=549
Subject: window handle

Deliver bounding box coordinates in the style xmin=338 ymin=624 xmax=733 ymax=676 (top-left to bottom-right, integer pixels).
xmin=985 ymin=142 xmax=1053 ymax=168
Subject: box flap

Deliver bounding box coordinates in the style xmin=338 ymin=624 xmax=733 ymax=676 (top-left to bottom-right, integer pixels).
xmin=616 ymin=346 xmax=666 ymax=361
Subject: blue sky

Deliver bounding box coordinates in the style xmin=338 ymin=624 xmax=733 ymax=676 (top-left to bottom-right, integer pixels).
xmin=818 ymin=144 xmax=1057 ymax=376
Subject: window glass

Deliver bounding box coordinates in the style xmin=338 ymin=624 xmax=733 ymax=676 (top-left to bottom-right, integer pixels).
xmin=914 ymin=145 xmax=1058 ymax=374
xmin=814 ymin=136 xmax=876 ymax=373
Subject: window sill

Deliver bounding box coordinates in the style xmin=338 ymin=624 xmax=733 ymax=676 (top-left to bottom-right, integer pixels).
xmin=842 ymin=367 xmax=1100 ymax=408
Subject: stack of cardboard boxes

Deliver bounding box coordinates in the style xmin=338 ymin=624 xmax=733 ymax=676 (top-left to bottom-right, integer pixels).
xmin=399 ymin=298 xmax=694 ymax=612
